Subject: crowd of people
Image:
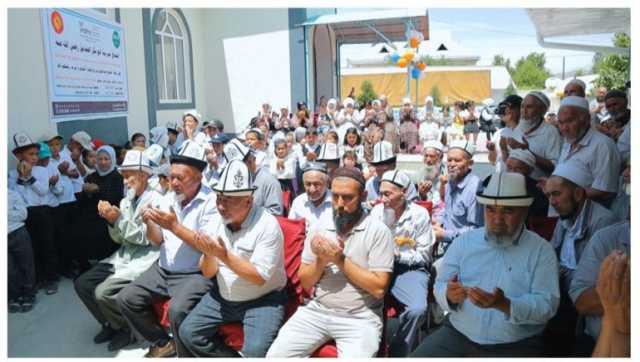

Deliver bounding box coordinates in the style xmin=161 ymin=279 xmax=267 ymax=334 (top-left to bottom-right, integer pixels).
xmin=7 ymin=79 xmax=631 ymax=357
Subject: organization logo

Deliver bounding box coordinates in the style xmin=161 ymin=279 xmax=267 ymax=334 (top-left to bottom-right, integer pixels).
xmin=51 ymin=10 xmax=64 ymax=34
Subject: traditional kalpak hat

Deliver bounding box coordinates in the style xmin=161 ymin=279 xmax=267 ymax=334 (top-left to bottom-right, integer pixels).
xmin=381 ymin=169 xmax=411 ymax=189
xmin=12 ymin=132 xmax=40 ymax=155
xmin=449 ymin=139 xmax=476 ymax=157
xmin=316 ymin=143 xmax=340 ymax=162
xmin=120 ymin=150 xmax=153 ymax=175
xmin=223 ymin=138 xmax=252 ymax=162
xmin=212 ymin=159 xmax=257 ymax=197
xmin=370 ymin=141 xmax=396 ymax=165
xmin=477 ymin=171 xmax=534 ymax=207
xmin=144 ymin=144 xmax=164 ymax=166
xmin=170 ymin=140 xmax=207 ymax=172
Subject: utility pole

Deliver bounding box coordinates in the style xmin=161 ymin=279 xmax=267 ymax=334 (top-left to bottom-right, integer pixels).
xmin=562 ymin=56 xmax=566 ymax=80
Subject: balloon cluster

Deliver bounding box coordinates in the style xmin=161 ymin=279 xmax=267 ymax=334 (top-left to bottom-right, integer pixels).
xmin=386 ymin=29 xmax=427 ymax=79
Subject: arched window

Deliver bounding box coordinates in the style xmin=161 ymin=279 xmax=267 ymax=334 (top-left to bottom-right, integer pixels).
xmin=153 ymin=9 xmax=192 ymax=104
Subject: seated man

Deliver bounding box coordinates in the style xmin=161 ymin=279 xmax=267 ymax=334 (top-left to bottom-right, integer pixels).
xmin=75 ymin=150 xmax=161 ymax=351
xmin=365 ymin=140 xmax=418 ymax=206
xmin=545 ymin=162 xmax=618 ymax=291
xmin=413 ymin=140 xmax=446 ymax=206
xmin=411 ymin=172 xmax=560 ymax=357
xmin=569 ymin=220 xmax=630 ymax=355
xmin=179 ymin=160 xmax=287 ymax=357
xmin=502 ymin=149 xmax=549 ymax=218
xmin=288 ymin=162 xmax=332 ymax=233
xmin=432 ymin=140 xmax=483 ymax=253
xmin=370 ymin=170 xmax=435 ymax=357
xmin=117 ymin=141 xmax=217 ymax=357
xmin=224 ymin=138 xmax=283 ymax=216
xmin=267 ymin=167 xmax=394 ymax=357
xmin=556 ymin=96 xmax=621 ymax=205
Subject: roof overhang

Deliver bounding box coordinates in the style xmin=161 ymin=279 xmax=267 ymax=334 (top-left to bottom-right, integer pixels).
xmin=299 ymin=9 xmax=429 ymax=46
xmin=526 ymin=8 xmax=630 ymax=55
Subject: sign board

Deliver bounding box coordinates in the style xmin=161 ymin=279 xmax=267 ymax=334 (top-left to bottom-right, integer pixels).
xmin=40 ymin=8 xmax=129 ymax=122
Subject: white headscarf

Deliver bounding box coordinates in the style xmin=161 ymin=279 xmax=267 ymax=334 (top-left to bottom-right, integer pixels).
xmin=96 ymin=145 xmax=117 ymax=176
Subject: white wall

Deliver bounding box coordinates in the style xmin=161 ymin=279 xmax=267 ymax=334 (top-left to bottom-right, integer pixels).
xmin=203 ymin=9 xmax=292 ymax=133
xmin=7 ymin=9 xmax=56 ymax=167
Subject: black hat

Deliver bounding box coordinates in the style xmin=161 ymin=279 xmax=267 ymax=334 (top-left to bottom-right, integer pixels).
xmin=495 ymin=95 xmax=523 ymax=115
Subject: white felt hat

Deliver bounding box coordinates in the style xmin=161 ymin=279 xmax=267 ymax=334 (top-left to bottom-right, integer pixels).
xmin=119 ymin=150 xmax=153 ymax=175
xmin=371 ymin=141 xmax=396 ymax=165
xmin=381 ymin=169 xmax=411 ymax=189
xmin=212 ymin=159 xmax=257 ymax=197
xmin=477 ymin=172 xmax=534 ymax=207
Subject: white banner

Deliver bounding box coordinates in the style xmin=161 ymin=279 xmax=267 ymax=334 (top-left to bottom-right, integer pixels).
xmin=40 ymin=8 xmax=129 ymax=122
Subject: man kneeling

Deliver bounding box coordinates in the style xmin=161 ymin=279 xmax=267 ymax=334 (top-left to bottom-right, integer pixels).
xmin=179 ymin=160 xmax=287 ymax=357
xmin=267 ymin=167 xmax=394 ymax=357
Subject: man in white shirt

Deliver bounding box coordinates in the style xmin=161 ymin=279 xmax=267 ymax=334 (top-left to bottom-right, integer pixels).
xmin=556 ymin=96 xmax=621 ymax=205
xmin=486 ymin=95 xmax=523 ymax=173
xmin=370 ymin=170 xmax=435 ymax=356
xmin=117 ymin=140 xmax=216 ymax=358
xmin=509 ymin=92 xmax=562 ymax=180
xmin=267 ymin=167 xmax=394 ymax=357
xmin=179 ymin=160 xmax=287 ymax=357
xmin=289 ymin=162 xmax=332 ymax=233
xmin=365 ymin=141 xmax=418 ymax=206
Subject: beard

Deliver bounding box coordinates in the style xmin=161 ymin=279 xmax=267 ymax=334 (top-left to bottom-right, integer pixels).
xmin=519 ymin=117 xmax=539 ymax=132
xmin=172 ymin=192 xmax=186 ymax=204
xmin=423 ymin=164 xmax=440 ymax=181
xmin=125 ymin=186 xmax=137 ymax=200
xmin=485 ymin=223 xmax=523 ymax=246
xmin=382 ymin=207 xmax=396 ymax=228
xmin=333 ymin=205 xmax=363 ymax=234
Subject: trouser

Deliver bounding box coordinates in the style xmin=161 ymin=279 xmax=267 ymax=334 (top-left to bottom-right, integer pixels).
xmin=410 ymin=317 xmax=545 ymax=357
xmin=388 ymin=264 xmax=429 ymax=357
xmin=179 ymin=284 xmax=286 ymax=357
xmin=8 ymin=226 xmax=36 ymax=300
xmin=54 ymin=201 xmax=77 ymax=273
xmin=116 ymin=261 xmax=213 ymax=357
xmin=543 ymin=271 xmax=578 ymax=356
xmin=25 ymin=206 xmax=58 ymax=283
xmin=266 ymin=303 xmax=382 ymax=358
xmin=74 ymin=263 xmax=131 ymax=331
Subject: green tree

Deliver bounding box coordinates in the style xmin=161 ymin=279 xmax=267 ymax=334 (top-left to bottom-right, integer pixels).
xmin=430 ymin=86 xmax=442 ymax=107
xmin=574 ymin=69 xmax=585 ymax=77
xmin=594 ymin=32 xmax=630 ymax=90
xmin=492 ymin=54 xmax=513 ymax=75
xmin=511 ymin=52 xmax=551 ymax=89
xmin=357 ymin=80 xmax=378 ymax=106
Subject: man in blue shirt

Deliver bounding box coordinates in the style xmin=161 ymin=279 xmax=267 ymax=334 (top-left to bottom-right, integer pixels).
xmin=412 ymin=172 xmax=560 ymax=357
xmin=432 ymin=140 xmax=483 ymax=255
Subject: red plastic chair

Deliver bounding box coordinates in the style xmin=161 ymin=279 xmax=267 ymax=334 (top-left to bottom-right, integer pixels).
xmin=414 ymin=200 xmax=433 ymax=216
xmin=527 ymin=216 xmax=558 ymax=241
xmin=282 ymin=190 xmax=292 ymax=218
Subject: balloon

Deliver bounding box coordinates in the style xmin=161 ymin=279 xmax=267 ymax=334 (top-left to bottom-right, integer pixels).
xmin=397 ymin=58 xmax=408 ymax=68
xmin=403 ymin=50 xmax=415 ymax=62
xmin=410 ymin=37 xmax=420 ymax=49
xmin=411 ymin=67 xmax=422 ymax=79
xmin=416 ymin=62 xmax=427 ymax=71
xmin=390 ymin=53 xmax=401 ymax=63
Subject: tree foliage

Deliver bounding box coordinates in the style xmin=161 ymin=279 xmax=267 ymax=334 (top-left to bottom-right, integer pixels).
xmin=492 ymin=54 xmax=514 ymax=75
xmin=593 ymin=32 xmax=630 ymax=90
xmin=357 ymin=80 xmax=378 ymax=106
xmin=510 ymin=52 xmax=550 ymax=89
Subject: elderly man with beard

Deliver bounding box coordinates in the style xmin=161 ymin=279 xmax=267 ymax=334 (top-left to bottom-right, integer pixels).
xmin=432 ymin=140 xmax=483 ymax=255
xmin=370 ymin=170 xmax=435 ymax=357
xmin=365 ymin=141 xmax=418 ymax=206
xmin=509 ymin=91 xmax=562 ymax=180
xmin=117 ymin=140 xmax=216 ymax=358
xmin=267 ymin=167 xmax=395 ymax=357
xmin=288 ymin=163 xmax=332 ymax=233
xmin=178 ymin=160 xmax=287 ymax=357
xmin=556 ymin=96 xmax=621 ymax=205
xmin=74 ymin=150 xmax=161 ymax=351
xmin=411 ymin=172 xmax=560 ymax=357
xmin=414 ymin=140 xmax=446 ymax=205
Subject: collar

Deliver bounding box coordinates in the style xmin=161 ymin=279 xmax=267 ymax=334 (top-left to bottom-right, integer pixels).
xmin=306 ymin=190 xmax=332 ymax=207
xmin=560 ymin=199 xmax=591 ymax=239
xmin=573 ymin=126 xmax=594 ymax=148
xmin=236 ymin=205 xmax=258 ymax=231
xmin=452 ymin=170 xmax=473 ymax=190
xmin=174 ymin=183 xmax=210 ymax=211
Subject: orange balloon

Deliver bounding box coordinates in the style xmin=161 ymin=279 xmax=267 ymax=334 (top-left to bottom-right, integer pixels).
xmin=397 ymin=58 xmax=408 ymax=68
xmin=417 ymin=62 xmax=426 ymax=71
xmin=403 ymin=51 xmax=415 ymax=62
xmin=410 ymin=38 xmax=420 ymax=49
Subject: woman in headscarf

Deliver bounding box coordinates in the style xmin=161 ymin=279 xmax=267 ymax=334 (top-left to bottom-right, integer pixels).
xmin=71 ymin=145 xmax=124 ymax=273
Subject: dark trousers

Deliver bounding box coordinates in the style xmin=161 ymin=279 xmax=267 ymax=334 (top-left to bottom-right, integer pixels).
xmin=410 ymin=318 xmax=545 ymax=357
xmin=8 ymin=226 xmax=36 ymax=300
xmin=54 ymin=201 xmax=77 ymax=273
xmin=116 ymin=261 xmax=213 ymax=357
xmin=25 ymin=206 xmax=58 ymax=282
xmin=74 ymin=263 xmax=131 ymax=331
xmin=179 ymin=284 xmax=287 ymax=357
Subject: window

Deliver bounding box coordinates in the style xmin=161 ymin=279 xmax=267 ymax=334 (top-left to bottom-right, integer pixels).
xmin=153 ymin=9 xmax=192 ymax=104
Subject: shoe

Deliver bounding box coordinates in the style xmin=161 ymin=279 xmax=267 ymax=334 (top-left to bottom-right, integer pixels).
xmin=9 ymin=299 xmax=21 ymax=313
xmin=44 ymin=280 xmax=58 ymax=295
xmin=144 ymin=340 xmax=176 ymax=358
xmin=94 ymin=325 xmax=117 ymax=344
xmin=19 ymin=296 xmax=35 ymax=313
xmin=108 ymin=329 xmax=132 ymax=351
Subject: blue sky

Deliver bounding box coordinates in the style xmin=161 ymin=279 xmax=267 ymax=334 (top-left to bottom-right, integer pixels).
xmin=338 ymin=8 xmax=620 ymax=75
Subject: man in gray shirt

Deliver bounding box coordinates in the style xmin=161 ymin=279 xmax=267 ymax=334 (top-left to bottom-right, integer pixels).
xmin=267 ymin=167 xmax=395 ymax=357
